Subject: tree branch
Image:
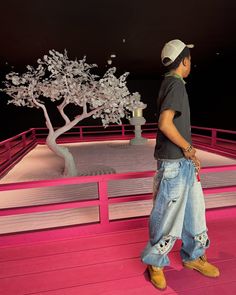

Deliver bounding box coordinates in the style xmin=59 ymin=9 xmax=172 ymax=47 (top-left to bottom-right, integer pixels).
xmin=57 ymin=98 xmax=70 ymax=125
xmin=54 ymin=106 xmax=104 ymax=138
xmin=77 ymin=105 xmax=103 ymax=121
xmin=32 ymin=98 xmax=54 ymax=133
xmin=83 ymin=101 xmax=87 ymax=114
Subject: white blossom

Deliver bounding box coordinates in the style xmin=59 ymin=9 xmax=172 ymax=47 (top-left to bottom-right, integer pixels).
xmin=2 ymin=49 xmax=144 ymax=128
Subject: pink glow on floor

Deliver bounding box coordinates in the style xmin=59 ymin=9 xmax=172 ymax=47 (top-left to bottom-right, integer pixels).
xmin=0 ymin=207 xmax=236 ymax=295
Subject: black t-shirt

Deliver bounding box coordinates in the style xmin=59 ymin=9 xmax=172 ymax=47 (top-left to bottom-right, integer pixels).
xmin=154 ymin=75 xmax=192 ymax=160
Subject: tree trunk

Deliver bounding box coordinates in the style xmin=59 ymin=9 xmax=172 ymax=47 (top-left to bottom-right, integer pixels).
xmin=34 ymin=97 xmax=103 ymax=177
xmin=46 ymin=135 xmax=78 ymax=177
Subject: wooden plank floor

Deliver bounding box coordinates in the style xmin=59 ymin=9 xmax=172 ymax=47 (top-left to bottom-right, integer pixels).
xmin=0 ymin=206 xmax=236 ymax=295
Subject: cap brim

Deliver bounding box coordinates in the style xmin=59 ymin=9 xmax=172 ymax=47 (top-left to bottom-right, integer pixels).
xmin=187 ymin=44 xmax=194 ymax=48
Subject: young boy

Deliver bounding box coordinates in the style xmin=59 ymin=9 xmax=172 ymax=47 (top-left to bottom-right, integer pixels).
xmin=141 ymin=39 xmax=220 ymax=290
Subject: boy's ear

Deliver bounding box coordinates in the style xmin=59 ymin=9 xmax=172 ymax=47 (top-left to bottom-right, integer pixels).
xmin=182 ymin=57 xmax=188 ymax=66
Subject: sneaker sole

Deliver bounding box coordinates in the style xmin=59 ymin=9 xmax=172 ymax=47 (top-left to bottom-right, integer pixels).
xmin=150 ymin=279 xmax=167 ymax=291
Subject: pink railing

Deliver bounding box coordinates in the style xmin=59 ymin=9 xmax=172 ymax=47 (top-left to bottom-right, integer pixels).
xmin=191 ymin=126 xmax=236 ymax=148
xmin=34 ymin=123 xmax=157 ymax=144
xmin=0 ymin=123 xmax=235 ymax=245
xmin=0 ymin=164 xmax=236 ymax=246
xmin=0 ymin=124 xmax=235 ymax=247
xmin=1 ymin=124 xmax=236 ymax=178
xmin=0 ymin=129 xmax=37 ymax=177
xmin=34 ymin=124 xmax=236 ymax=150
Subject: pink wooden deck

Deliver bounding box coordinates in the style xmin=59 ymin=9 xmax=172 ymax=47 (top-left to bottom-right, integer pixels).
xmin=0 ymin=125 xmax=236 ymax=294
xmin=0 ymin=206 xmax=236 ymax=295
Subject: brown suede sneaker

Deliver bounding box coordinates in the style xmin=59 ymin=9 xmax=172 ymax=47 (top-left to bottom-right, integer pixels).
xmin=148 ymin=265 xmax=167 ymax=290
xmin=183 ymin=255 xmax=220 ymax=277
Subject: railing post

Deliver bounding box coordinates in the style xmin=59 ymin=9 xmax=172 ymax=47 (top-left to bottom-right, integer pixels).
xmin=80 ymin=127 xmax=83 ymax=139
xmin=22 ymin=133 xmax=26 ymax=147
xmin=98 ymin=180 xmax=109 ymax=226
xmin=122 ymin=125 xmax=125 ymax=137
xmin=30 ymin=128 xmax=37 ymax=142
xmin=211 ymin=129 xmax=217 ymax=146
xmin=5 ymin=142 xmax=11 ymax=160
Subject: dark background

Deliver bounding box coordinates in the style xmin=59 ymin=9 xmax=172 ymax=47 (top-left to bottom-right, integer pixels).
xmin=0 ymin=0 xmax=236 ymax=140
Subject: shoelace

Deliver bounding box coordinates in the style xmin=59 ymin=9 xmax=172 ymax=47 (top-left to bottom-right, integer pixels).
xmin=199 ymin=255 xmax=207 ymax=263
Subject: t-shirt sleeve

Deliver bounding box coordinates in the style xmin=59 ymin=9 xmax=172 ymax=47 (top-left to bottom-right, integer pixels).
xmin=160 ymin=80 xmax=185 ymax=117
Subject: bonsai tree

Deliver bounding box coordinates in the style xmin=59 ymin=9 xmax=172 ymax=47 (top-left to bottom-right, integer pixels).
xmin=2 ymin=50 xmax=144 ymax=176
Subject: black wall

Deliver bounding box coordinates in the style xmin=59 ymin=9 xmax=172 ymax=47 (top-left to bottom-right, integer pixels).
xmin=0 ymin=0 xmax=235 ymax=140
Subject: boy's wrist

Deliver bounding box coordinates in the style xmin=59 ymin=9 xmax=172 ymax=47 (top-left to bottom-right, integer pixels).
xmin=182 ymin=144 xmax=193 ymax=153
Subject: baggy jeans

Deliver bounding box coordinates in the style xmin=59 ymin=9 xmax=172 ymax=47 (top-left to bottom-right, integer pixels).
xmin=141 ymin=158 xmax=210 ymax=267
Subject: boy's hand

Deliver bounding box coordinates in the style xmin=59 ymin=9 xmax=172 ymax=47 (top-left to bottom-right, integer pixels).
xmin=191 ymin=156 xmax=201 ymax=172
xmin=182 ymin=145 xmax=201 ymax=172
xmin=182 ymin=145 xmax=196 ymax=160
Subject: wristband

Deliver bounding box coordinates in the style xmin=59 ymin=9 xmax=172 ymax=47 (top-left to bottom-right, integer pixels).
xmin=182 ymin=144 xmax=193 ymax=153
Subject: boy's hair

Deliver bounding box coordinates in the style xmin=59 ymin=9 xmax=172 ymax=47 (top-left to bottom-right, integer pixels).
xmin=163 ymin=47 xmax=190 ymax=71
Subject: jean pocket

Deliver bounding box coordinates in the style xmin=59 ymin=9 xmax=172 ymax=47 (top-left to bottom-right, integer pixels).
xmin=163 ymin=162 xmax=180 ymax=180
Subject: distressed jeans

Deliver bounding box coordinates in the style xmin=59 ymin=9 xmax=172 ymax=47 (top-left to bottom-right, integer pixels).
xmin=141 ymin=158 xmax=210 ymax=267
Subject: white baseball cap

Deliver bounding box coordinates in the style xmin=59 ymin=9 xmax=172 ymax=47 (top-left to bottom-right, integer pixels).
xmin=161 ymin=39 xmax=194 ymax=66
